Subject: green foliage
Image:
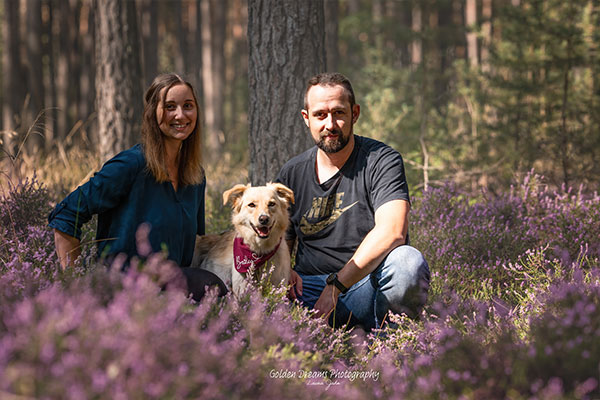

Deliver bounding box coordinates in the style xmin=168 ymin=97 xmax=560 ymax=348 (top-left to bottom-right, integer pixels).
xmin=338 ymin=0 xmax=600 ymax=193
xmin=483 ymin=0 xmax=599 ymax=186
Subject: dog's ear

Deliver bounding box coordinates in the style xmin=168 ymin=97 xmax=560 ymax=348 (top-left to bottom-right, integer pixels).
xmin=223 ymin=184 xmax=250 ymax=208
xmin=268 ymin=182 xmax=295 ymax=205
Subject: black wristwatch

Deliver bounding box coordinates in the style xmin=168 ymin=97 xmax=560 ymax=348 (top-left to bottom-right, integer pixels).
xmin=326 ymin=273 xmax=349 ymax=294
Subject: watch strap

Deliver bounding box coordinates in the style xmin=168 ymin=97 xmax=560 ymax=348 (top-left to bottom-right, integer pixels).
xmin=327 ymin=273 xmax=349 ymax=294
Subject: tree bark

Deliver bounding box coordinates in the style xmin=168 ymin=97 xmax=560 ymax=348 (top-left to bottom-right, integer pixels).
xmin=465 ymin=0 xmax=478 ymax=68
xmin=591 ymin=0 xmax=600 ymax=176
xmin=139 ymin=0 xmax=158 ymax=87
xmin=2 ymin=0 xmax=25 ymax=156
xmin=78 ymin=0 xmax=95 ymax=132
xmin=173 ymin=0 xmax=187 ymax=76
xmin=25 ymin=0 xmax=45 ymax=151
xmin=247 ymin=0 xmax=326 ymax=185
xmin=324 ymin=0 xmax=339 ymax=71
xmin=226 ymin=0 xmax=248 ymax=145
xmin=428 ymin=5 xmax=441 ymax=74
xmin=481 ymin=0 xmax=492 ymax=71
xmin=453 ymin=0 xmax=465 ymax=59
xmin=185 ymin=0 xmax=202 ymax=90
xmin=94 ymin=0 xmax=143 ymax=160
xmin=372 ymin=0 xmax=384 ymax=55
xmin=347 ymin=0 xmax=360 ymax=14
xmin=411 ymin=2 xmax=423 ymax=66
xmin=54 ymin=0 xmax=71 ymax=144
xmin=201 ymin=0 xmax=227 ymax=160
xmin=42 ymin=0 xmax=58 ymax=152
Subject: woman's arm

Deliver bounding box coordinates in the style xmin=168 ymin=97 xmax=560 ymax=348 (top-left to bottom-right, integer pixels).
xmin=54 ymin=229 xmax=81 ymax=269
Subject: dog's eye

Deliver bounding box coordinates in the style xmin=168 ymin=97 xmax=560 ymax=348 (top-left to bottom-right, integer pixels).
xmin=268 ymin=201 xmax=276 ymax=208
xmin=247 ymin=202 xmax=256 ymax=208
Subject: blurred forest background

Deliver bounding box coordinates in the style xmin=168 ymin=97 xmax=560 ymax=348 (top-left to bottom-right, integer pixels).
xmin=1 ymin=0 xmax=599 ymax=198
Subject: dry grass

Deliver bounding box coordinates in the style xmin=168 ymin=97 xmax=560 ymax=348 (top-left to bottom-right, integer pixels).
xmin=1 ymin=144 xmax=100 ymax=198
xmin=203 ymin=152 xmax=249 ymax=233
xmin=1 ymin=135 xmax=249 ymax=235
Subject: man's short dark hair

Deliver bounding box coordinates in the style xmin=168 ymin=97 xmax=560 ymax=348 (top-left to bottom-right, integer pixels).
xmin=304 ymin=72 xmax=356 ymax=110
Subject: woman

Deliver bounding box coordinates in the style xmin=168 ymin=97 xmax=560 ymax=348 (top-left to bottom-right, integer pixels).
xmin=49 ymin=73 xmax=226 ymax=299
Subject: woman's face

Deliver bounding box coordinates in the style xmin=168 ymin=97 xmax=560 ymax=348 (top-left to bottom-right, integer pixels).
xmin=156 ymin=83 xmax=198 ymax=143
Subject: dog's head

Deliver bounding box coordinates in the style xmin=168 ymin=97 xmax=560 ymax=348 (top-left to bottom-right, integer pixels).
xmin=223 ymin=183 xmax=294 ymax=248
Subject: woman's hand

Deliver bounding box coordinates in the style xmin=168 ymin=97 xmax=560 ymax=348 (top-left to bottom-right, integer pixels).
xmin=53 ymin=229 xmax=81 ymax=269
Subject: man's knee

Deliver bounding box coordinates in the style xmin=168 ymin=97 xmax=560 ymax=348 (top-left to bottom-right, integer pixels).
xmin=381 ymin=245 xmax=430 ymax=285
xmin=376 ymin=245 xmax=430 ymax=317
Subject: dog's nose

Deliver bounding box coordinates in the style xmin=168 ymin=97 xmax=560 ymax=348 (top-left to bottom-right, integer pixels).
xmin=258 ymin=214 xmax=270 ymax=225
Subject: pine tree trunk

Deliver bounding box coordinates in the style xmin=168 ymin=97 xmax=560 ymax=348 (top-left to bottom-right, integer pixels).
xmin=173 ymin=0 xmax=187 ymax=76
xmin=201 ymin=0 xmax=227 ymax=161
xmin=480 ymin=0 xmax=492 ymax=71
xmin=411 ymin=3 xmax=422 ymax=66
xmin=139 ymin=0 xmax=158 ymax=87
xmin=453 ymin=0 xmax=465 ymax=59
xmin=247 ymin=0 xmax=325 ymax=185
xmin=25 ymin=0 xmax=45 ymax=152
xmin=43 ymin=0 xmax=58 ymax=152
xmin=78 ymin=0 xmax=95 ymax=132
xmin=428 ymin=7 xmax=441 ymax=74
xmin=591 ymin=0 xmax=600 ymax=174
xmin=94 ymin=0 xmax=143 ymax=160
xmin=347 ymin=0 xmax=360 ymax=14
xmin=324 ymin=0 xmax=339 ymax=71
xmin=465 ymin=0 xmax=478 ymax=68
xmin=185 ymin=0 xmax=202 ymax=90
xmin=372 ymin=0 xmax=384 ymax=56
xmin=55 ymin=0 xmax=70 ymax=144
xmin=67 ymin=0 xmax=82 ymax=134
xmin=2 ymin=0 xmax=24 ymax=155
xmin=227 ymin=0 xmax=248 ymax=142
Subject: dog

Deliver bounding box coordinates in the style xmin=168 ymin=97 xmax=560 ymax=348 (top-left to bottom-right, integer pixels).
xmin=191 ymin=182 xmax=294 ymax=295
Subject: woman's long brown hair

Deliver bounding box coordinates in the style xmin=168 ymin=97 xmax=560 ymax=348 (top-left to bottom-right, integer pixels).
xmin=141 ymin=73 xmax=204 ymax=186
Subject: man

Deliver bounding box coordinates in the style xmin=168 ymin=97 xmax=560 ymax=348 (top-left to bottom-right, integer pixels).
xmin=276 ymin=72 xmax=430 ymax=331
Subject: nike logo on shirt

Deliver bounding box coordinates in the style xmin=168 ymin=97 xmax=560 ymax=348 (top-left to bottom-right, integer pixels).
xmin=299 ymin=200 xmax=358 ymax=235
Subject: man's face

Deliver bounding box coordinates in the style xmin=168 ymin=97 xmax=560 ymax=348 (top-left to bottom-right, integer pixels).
xmin=302 ymin=84 xmax=360 ymax=154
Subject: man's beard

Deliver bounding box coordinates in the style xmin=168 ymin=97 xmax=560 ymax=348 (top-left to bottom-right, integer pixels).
xmin=315 ymin=127 xmax=351 ymax=153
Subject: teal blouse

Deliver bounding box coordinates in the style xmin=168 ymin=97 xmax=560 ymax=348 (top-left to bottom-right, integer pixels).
xmin=48 ymin=144 xmax=205 ymax=266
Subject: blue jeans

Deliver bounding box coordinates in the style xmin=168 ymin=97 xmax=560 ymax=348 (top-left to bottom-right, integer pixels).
xmin=296 ymin=245 xmax=430 ymax=331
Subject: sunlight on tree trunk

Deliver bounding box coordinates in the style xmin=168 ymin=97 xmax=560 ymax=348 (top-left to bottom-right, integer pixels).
xmin=466 ymin=0 xmax=478 ymax=68
xmin=411 ymin=3 xmax=422 ymax=66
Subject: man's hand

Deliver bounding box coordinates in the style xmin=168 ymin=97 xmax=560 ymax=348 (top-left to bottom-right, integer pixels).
xmin=313 ymin=284 xmax=340 ymax=319
xmin=287 ymin=269 xmax=303 ymax=300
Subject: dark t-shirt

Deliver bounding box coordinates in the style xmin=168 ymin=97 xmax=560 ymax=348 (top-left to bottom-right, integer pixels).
xmin=276 ymin=135 xmax=409 ymax=275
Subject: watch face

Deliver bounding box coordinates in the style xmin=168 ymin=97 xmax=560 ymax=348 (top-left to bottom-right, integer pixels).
xmin=326 ymin=273 xmax=336 ymax=285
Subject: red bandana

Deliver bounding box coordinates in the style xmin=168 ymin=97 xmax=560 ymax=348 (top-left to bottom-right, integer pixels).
xmin=233 ymin=237 xmax=281 ymax=273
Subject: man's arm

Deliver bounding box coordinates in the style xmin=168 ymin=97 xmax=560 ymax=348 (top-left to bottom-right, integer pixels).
xmin=312 ymin=199 xmax=409 ymax=318
xmin=286 ymin=238 xmax=303 ymax=299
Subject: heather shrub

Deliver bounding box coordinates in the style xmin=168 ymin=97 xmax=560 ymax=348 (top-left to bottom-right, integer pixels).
xmin=0 ymin=260 xmax=371 ymax=399
xmin=0 ymin=175 xmax=50 ymax=234
xmin=411 ymin=172 xmax=600 ymax=306
xmin=1 ymin=170 xmax=599 ymax=399
xmin=0 ymin=176 xmax=61 ymax=299
xmin=355 ymin=266 xmax=600 ymax=399
xmin=524 ymin=268 xmax=600 ymax=397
